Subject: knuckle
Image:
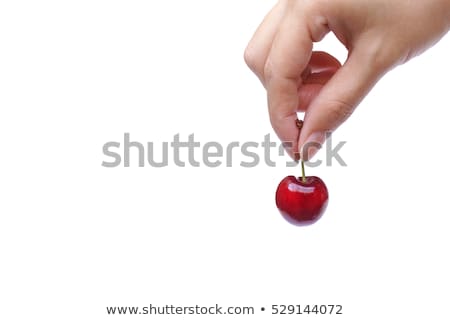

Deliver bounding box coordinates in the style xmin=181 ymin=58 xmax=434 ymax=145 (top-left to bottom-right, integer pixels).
xmin=263 ymin=59 xmax=275 ymax=83
xmin=359 ymin=37 xmax=402 ymax=73
xmin=244 ymin=44 xmax=261 ymax=73
xmin=269 ymin=110 xmax=292 ymax=132
xmin=326 ymin=99 xmax=354 ymax=124
xmin=366 ymin=48 xmax=393 ymax=72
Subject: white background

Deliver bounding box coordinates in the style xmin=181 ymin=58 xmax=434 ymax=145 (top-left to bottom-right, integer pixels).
xmin=1 ymin=0 xmax=450 ymax=319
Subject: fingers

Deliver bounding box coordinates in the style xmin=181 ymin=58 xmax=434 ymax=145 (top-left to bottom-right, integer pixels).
xmin=244 ymin=2 xmax=286 ymax=86
xmin=246 ymin=1 xmax=380 ymax=162
xmin=265 ymin=13 xmax=314 ymax=159
xmin=299 ymin=48 xmax=383 ymax=160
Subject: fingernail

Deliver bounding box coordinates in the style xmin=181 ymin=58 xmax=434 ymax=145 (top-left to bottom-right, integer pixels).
xmin=300 ymin=132 xmax=326 ymax=161
xmin=282 ymin=142 xmax=298 ymax=161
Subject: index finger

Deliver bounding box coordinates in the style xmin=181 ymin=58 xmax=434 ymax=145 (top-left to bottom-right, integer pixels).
xmin=264 ymin=15 xmax=314 ymax=159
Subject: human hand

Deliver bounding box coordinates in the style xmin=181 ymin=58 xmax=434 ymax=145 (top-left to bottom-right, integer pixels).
xmin=245 ymin=0 xmax=450 ymax=160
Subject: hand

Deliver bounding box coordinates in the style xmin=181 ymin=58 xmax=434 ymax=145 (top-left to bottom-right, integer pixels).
xmin=245 ymin=0 xmax=450 ymax=160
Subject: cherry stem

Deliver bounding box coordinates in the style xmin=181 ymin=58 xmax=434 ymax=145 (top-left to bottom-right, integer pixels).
xmin=296 ymin=119 xmax=307 ymax=182
xmin=301 ymin=160 xmax=306 ymax=183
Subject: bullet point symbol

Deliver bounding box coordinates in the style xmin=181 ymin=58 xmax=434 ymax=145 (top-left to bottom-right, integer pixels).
xmin=261 ymin=307 xmax=265 ymax=311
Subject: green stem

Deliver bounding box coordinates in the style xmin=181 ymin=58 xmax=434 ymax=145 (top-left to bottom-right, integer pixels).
xmin=301 ymin=160 xmax=306 ymax=183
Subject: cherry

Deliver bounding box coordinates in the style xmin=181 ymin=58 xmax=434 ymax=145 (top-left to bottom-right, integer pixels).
xmin=275 ymin=161 xmax=329 ymax=226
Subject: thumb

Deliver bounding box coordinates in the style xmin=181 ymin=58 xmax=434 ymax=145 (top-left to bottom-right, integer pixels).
xmin=299 ymin=49 xmax=384 ymax=161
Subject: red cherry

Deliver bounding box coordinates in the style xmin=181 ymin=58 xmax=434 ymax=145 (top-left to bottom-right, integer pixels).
xmin=275 ymin=175 xmax=329 ymax=226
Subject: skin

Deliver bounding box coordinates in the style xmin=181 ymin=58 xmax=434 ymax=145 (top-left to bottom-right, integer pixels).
xmin=245 ymin=0 xmax=450 ymax=160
